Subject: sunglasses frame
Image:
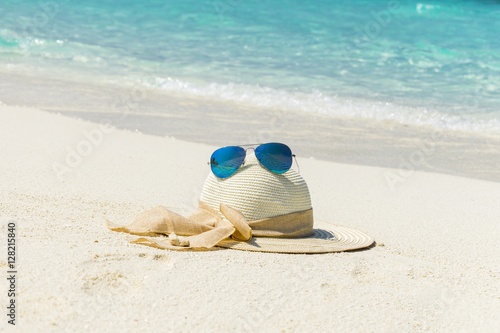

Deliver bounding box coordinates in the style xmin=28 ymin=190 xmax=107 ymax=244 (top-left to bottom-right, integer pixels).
xmin=208 ymin=142 xmax=299 ymax=178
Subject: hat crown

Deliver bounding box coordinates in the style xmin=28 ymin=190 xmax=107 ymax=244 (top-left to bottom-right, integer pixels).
xmin=200 ymin=152 xmax=311 ymax=221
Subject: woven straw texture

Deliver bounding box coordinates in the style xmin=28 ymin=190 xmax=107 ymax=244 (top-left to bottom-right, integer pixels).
xmin=217 ymin=221 xmax=374 ymax=253
xmin=200 ymin=153 xmax=311 ymax=221
xmin=200 ymin=151 xmax=374 ymax=253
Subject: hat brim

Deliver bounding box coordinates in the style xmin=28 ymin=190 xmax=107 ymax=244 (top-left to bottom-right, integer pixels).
xmin=216 ymin=221 xmax=375 ymax=254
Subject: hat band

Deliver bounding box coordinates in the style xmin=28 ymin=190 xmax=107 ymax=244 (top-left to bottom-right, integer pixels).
xmin=107 ymin=202 xmax=314 ymax=251
xmin=198 ymin=201 xmax=314 ymax=238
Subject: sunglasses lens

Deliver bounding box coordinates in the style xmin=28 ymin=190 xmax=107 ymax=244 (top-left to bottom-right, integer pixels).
xmin=255 ymin=143 xmax=293 ymax=174
xmin=210 ymin=146 xmax=246 ymax=178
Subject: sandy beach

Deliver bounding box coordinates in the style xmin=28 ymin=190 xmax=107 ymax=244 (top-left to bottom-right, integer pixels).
xmin=0 ymin=105 xmax=499 ymax=332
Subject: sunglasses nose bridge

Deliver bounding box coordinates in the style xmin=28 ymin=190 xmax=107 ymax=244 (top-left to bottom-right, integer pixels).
xmin=243 ymin=147 xmax=256 ymax=164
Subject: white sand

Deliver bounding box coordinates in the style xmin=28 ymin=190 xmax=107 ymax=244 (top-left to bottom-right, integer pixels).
xmin=0 ymin=105 xmax=499 ymax=332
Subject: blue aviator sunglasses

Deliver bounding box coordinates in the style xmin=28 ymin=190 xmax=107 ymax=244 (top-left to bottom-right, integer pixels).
xmin=209 ymin=142 xmax=297 ymax=179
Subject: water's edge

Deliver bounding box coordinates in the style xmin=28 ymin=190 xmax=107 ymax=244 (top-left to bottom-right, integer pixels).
xmin=2 ymin=71 xmax=500 ymax=182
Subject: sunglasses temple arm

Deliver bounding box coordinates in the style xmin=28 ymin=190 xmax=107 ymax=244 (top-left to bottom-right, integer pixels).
xmin=293 ymin=154 xmax=300 ymax=174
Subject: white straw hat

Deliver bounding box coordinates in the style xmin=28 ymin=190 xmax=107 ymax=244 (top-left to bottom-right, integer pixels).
xmin=198 ymin=153 xmax=374 ymax=253
xmin=107 ymin=151 xmax=374 ymax=254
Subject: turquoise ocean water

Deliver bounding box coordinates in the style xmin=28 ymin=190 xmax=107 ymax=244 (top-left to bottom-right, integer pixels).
xmin=1 ymin=0 xmax=499 ymax=133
